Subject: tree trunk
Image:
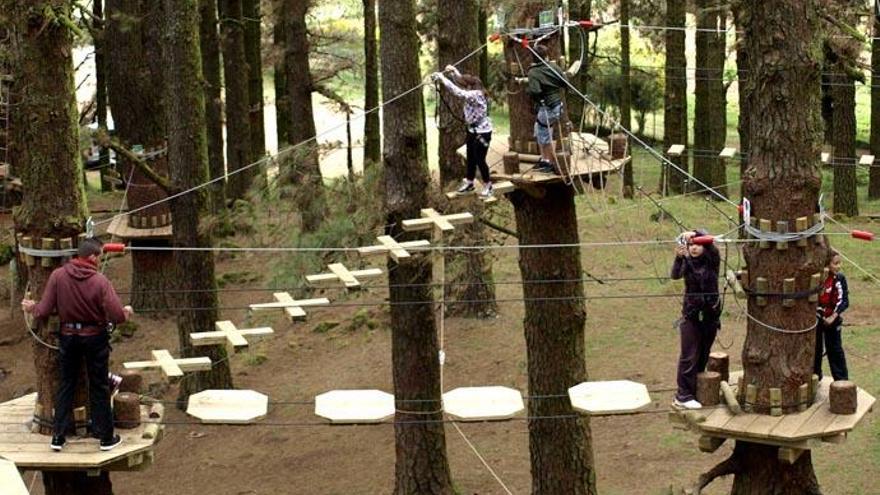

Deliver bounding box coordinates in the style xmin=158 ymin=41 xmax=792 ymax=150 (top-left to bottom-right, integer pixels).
xmin=663 ymin=0 xmax=688 ymax=194
xmin=164 ymin=0 xmax=234 ymax=405
xmin=567 ymin=0 xmax=592 ymax=127
xmin=830 ymin=68 xmax=858 ymax=217
xmin=871 ymin=18 xmax=880 ymax=199
xmin=693 ymin=0 xmax=727 ymax=198
xmin=620 ymin=0 xmax=633 ymax=198
xmin=726 ymin=0 xmax=824 ymax=490
xmin=478 ymin=5 xmax=489 ymax=85
xmin=273 ymin=0 xmax=291 ymax=148
xmin=93 ymin=0 xmax=111 ymax=192
xmin=106 ymin=0 xmax=175 ymax=312
xmin=218 ymin=0 xmax=254 ymax=201
xmin=243 ymin=0 xmax=266 ymax=164
xmin=380 ymin=0 xmax=454 ymax=492
xmin=503 ymin=4 xmax=598 ymax=494
xmin=437 ymin=0 xmax=478 ymax=186
xmin=363 ymin=0 xmax=381 ymax=168
xmin=5 ymin=2 xmax=99 ymax=493
xmin=284 ymin=0 xmax=324 ymax=232
xmin=732 ymin=3 xmax=751 ymax=195
xmin=199 ymin=0 xmax=227 ymax=212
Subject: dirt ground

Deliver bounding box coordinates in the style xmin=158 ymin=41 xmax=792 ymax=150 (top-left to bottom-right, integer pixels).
xmin=1 ymin=188 xmax=878 ymax=494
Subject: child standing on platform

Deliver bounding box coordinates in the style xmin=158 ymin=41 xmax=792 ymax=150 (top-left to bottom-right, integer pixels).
xmin=814 ymin=251 xmax=850 ymax=381
xmin=432 ymin=65 xmax=494 ymax=197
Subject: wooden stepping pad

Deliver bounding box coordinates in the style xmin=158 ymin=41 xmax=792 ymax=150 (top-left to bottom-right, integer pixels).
xmin=568 ymin=380 xmax=652 ymax=415
xmin=314 ymin=389 xmax=395 ymax=424
xmin=442 ymin=386 xmax=525 ymax=421
xmin=306 ymin=263 xmax=383 ymax=290
xmin=0 ymin=458 xmax=28 ymax=495
xmin=859 ymin=155 xmax=875 ymax=166
xmin=667 ymin=144 xmax=685 ymax=156
xmin=719 ymin=147 xmax=737 ymax=158
xmin=358 ymin=236 xmax=431 ymax=261
xmin=249 ymin=293 xmax=330 ymax=322
xmin=402 ymin=208 xmax=473 ymax=237
xmin=821 ymin=152 xmax=831 ymax=164
xmin=186 ymin=390 xmax=268 ymax=424
xmin=190 ymin=321 xmax=274 ymax=350
xmin=123 ymin=350 xmax=212 ymax=378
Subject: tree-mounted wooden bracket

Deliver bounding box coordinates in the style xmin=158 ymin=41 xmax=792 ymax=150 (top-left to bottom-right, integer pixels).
xmin=190 ymin=320 xmax=274 ymax=351
xmin=249 ymin=293 xmax=330 ymax=322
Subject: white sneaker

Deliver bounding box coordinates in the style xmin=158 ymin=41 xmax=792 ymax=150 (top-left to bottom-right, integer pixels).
xmin=456 ymin=180 xmax=475 ymax=193
xmin=673 ymin=398 xmax=702 ymax=410
xmin=480 ymin=183 xmax=494 ymax=197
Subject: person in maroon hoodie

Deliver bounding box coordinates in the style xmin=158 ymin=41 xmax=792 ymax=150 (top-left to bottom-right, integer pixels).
xmin=21 ymin=238 xmax=132 ymax=452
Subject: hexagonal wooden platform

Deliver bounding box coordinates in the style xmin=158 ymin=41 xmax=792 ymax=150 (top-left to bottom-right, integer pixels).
xmin=314 ymin=389 xmax=395 ymax=424
xmin=0 ymin=393 xmax=164 ymax=472
xmin=186 ymin=389 xmax=268 ymax=424
xmin=568 ymin=380 xmax=652 ymax=415
xmin=442 ymin=386 xmax=525 ymax=421
xmin=106 ymin=215 xmax=172 ymax=239
xmin=0 ymin=457 xmax=28 ymax=494
xmin=670 ymin=375 xmax=875 ymax=449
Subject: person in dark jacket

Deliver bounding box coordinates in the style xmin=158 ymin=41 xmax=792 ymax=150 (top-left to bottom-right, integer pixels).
xmin=814 ymin=251 xmax=849 ymax=381
xmin=22 ymin=238 xmax=132 ymax=452
xmin=670 ymin=230 xmax=721 ymax=409
xmin=525 ymin=44 xmax=571 ymax=174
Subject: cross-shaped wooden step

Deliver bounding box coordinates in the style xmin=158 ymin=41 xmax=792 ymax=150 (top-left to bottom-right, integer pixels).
xmin=124 ymin=350 xmax=212 ymax=378
xmin=445 ymin=181 xmax=515 ymax=203
xmin=306 ymin=263 xmax=383 ymax=290
xmin=249 ymin=293 xmax=330 ymax=322
xmin=401 ymin=208 xmax=473 ymax=238
xmin=190 ymin=321 xmax=274 ymax=350
xmin=357 ymin=236 xmax=430 ymax=261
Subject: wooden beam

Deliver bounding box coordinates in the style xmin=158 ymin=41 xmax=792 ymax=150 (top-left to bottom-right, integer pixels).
xmin=358 ymin=236 xmax=430 ymax=261
xmin=777 ymin=446 xmax=806 ymax=464
xmin=249 ymin=294 xmax=330 ymax=322
xmin=698 ymin=435 xmax=726 ymax=453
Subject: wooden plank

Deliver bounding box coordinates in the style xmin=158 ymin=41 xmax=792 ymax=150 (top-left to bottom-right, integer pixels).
xmin=153 ymin=349 xmax=183 ymax=377
xmin=106 ymin=215 xmax=172 ymax=239
xmin=215 ymin=320 xmax=248 ymax=347
xmin=0 ymin=458 xmax=28 ymax=495
xmin=820 ymin=152 xmax=830 ymax=164
xmin=778 ymin=447 xmax=806 ymax=464
xmin=859 ymin=154 xmax=875 ymax=166
xmin=250 ymin=294 xmax=329 ymax=321
xmin=698 ymin=435 xmax=726 ymax=453
xmin=667 ymin=144 xmax=685 ymax=156
xmin=328 ymin=263 xmax=359 ymax=288
xmin=747 ymin=413 xmax=786 ymax=439
xmin=357 ymin=238 xmax=430 ymax=259
xmin=770 ymin=399 xmax=826 ymax=439
xmin=719 ymin=147 xmax=737 ymax=158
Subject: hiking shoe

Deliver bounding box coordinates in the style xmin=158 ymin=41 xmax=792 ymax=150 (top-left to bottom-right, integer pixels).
xmin=456 ymin=180 xmax=475 ymax=193
xmin=673 ymin=398 xmax=702 ymax=410
xmin=480 ymin=183 xmax=494 ymax=198
xmin=109 ymin=372 xmax=123 ymax=395
xmin=99 ymin=434 xmax=122 ymax=451
xmin=532 ymin=161 xmax=556 ymax=174
xmin=50 ymin=435 xmax=66 ymax=451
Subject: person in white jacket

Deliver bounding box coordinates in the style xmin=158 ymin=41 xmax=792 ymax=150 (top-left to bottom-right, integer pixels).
xmin=432 ymin=65 xmax=494 ymax=197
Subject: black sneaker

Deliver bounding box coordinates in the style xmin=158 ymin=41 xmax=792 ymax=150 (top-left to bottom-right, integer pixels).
xmin=99 ymin=434 xmax=122 ymax=451
xmin=533 ymin=161 xmax=556 ymax=174
xmin=50 ymin=435 xmax=65 ymax=451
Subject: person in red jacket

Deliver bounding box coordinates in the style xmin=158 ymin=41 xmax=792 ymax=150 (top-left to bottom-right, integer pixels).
xmin=21 ymin=238 xmax=132 ymax=452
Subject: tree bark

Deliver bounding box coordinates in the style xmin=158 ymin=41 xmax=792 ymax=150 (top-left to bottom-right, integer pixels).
xmin=503 ymin=3 xmax=598 ymax=494
xmin=567 ymin=0 xmax=592 ymax=127
xmin=164 ymin=0 xmax=234 ymax=405
xmin=243 ymin=0 xmax=266 ymax=164
xmin=106 ymin=0 xmax=175 ymax=312
xmin=437 ymin=0 xmax=478 ymax=186
xmin=830 ymin=68 xmax=858 ymax=217
xmin=732 ymin=3 xmax=751 ymax=195
xmin=200 ymin=0 xmax=227 ymax=212
xmin=273 ymin=0 xmax=291 ymax=148
xmin=363 ymin=0 xmax=381 ymax=168
xmin=871 ymin=18 xmax=880 ymax=199
xmin=5 ymin=2 xmax=101 ymax=493
xmin=284 ymin=0 xmax=324 ymax=232
xmin=478 ymin=5 xmax=489 ymax=85
xmin=93 ymin=0 xmax=111 ymax=192
xmin=663 ymin=0 xmax=688 ymax=194
xmin=218 ymin=0 xmax=254 ymax=201
xmin=380 ymin=0 xmax=454 ymax=492
xmin=620 ymin=0 xmax=633 ymax=198
xmin=727 ymin=0 xmax=825 ymax=490
xmin=693 ymin=0 xmax=727 ymax=198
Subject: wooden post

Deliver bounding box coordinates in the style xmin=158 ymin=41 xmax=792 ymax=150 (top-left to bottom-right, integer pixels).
xmin=119 ymin=369 xmax=144 ymax=394
xmin=60 ymin=238 xmax=73 ymax=263
xmin=809 ymin=273 xmax=822 ymax=302
xmin=696 ymin=371 xmax=721 ymax=406
xmin=783 ymin=278 xmax=796 ymax=308
xmin=706 ymin=352 xmax=729 ymax=382
xmin=73 ymin=406 xmax=88 ymax=436
xmin=798 ymin=383 xmax=809 ymax=412
xmin=756 ymin=277 xmax=769 ymax=306
xmin=796 ymin=217 xmax=809 ymax=247
xmin=503 ymin=152 xmax=520 ymax=175
xmin=720 ymin=381 xmax=742 ymax=414
xmin=829 ymin=380 xmax=857 ymax=414
xmin=759 ymin=219 xmax=772 ymax=248
xmin=769 ymin=387 xmax=782 ymax=416
xmin=744 ymin=383 xmax=757 ymax=413
xmin=811 ymin=374 xmax=820 ymax=401
xmin=776 ymin=221 xmax=788 ymax=250
xmin=21 ymin=237 xmax=34 ymax=266
xmin=114 ymin=392 xmax=141 ymax=429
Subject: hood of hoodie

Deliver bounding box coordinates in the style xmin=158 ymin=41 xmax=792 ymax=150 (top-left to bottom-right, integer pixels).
xmin=64 ymin=258 xmax=98 ymax=280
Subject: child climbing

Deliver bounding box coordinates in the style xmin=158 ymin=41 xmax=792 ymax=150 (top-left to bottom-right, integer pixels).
xmin=814 ymin=250 xmax=849 ymax=381
xmin=670 ymin=230 xmax=722 ymax=409
xmin=432 ymin=65 xmax=494 ymax=197
xmin=525 ymin=44 xmax=579 ymax=174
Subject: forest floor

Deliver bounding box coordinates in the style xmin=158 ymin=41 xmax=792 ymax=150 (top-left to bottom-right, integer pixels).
xmin=1 ymin=156 xmax=879 ymax=494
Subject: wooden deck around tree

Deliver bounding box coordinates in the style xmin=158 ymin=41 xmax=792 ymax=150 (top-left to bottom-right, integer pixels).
xmin=106 ymin=215 xmax=173 ymax=239
xmin=670 ymin=374 xmax=875 ymax=449
xmin=0 ymin=393 xmax=163 ymax=472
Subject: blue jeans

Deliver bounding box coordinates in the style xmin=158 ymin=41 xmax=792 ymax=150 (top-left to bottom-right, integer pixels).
xmin=534 ymin=103 xmax=562 ymax=145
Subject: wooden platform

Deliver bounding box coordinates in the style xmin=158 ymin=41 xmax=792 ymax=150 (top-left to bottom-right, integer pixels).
xmin=0 ymin=457 xmax=28 ymax=495
xmin=106 ymin=215 xmax=172 ymax=239
xmin=670 ymin=374 xmax=875 ymax=449
xmin=0 ymin=393 xmax=163 ymax=472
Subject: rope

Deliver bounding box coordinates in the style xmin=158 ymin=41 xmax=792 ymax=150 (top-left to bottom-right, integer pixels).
xmin=452 ymin=422 xmax=516 ymax=495
xmin=94 ymin=42 xmax=489 ymax=229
